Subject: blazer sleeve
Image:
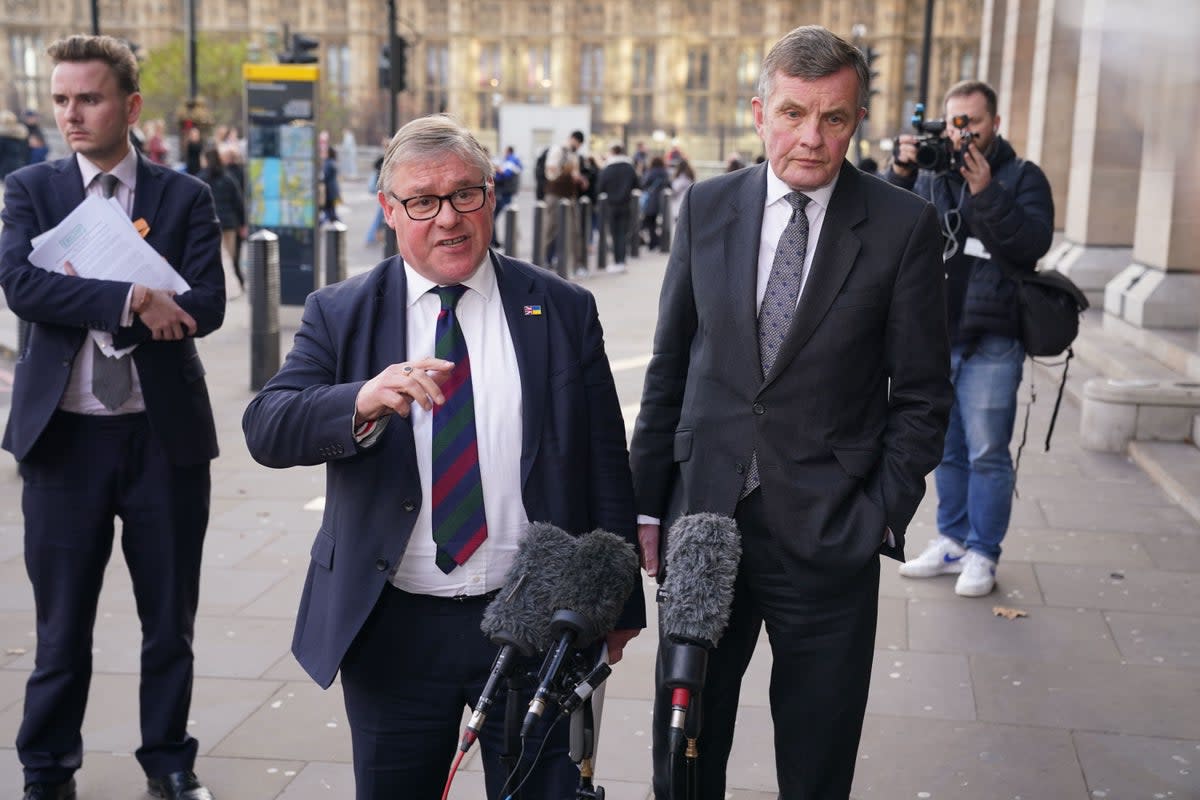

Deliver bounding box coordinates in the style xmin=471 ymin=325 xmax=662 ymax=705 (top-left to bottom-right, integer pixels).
xmin=242 ymin=289 xmax=365 ymax=469
xmin=872 ymin=201 xmax=954 ymax=555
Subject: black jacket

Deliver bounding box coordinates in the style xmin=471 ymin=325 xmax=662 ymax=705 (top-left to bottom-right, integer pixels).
xmin=597 ymin=156 xmax=637 ymax=206
xmin=886 ymin=136 xmax=1054 ymax=343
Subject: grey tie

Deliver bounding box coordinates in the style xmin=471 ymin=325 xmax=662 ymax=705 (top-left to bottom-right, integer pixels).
xmin=91 ymin=173 xmax=133 ymax=411
xmin=742 ymin=191 xmax=811 ymax=498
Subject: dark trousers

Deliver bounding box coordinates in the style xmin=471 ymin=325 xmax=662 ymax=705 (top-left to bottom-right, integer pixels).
xmin=17 ymin=411 xmax=210 ymax=784
xmin=609 ymin=206 xmax=631 ymax=265
xmin=339 ymin=585 xmax=579 ymax=800
xmin=652 ymin=490 xmax=879 ymax=799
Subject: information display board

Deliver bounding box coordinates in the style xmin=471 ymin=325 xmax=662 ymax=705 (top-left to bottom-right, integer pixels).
xmin=243 ymin=63 xmax=320 ymax=305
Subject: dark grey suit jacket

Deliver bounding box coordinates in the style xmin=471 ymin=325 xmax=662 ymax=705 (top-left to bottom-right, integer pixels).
xmin=630 ymin=161 xmax=952 ymax=586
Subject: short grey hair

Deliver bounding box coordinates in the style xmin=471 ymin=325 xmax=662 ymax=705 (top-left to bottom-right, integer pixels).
xmin=377 ymin=115 xmax=493 ymax=196
xmin=757 ymin=25 xmax=870 ymax=110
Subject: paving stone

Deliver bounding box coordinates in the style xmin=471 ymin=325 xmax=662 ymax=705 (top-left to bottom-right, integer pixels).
xmin=1105 ymin=610 xmax=1200 ymax=669
xmin=1036 ymin=563 xmax=1200 ymax=615
xmin=0 ymin=560 xmax=33 ymax=612
xmin=1003 ymin=525 xmax=1155 ymax=567
xmin=909 ymin=599 xmax=1121 ymax=662
xmin=0 ymin=669 xmax=26 ymax=713
xmin=724 ymin=704 xmax=779 ymax=794
xmin=866 ymin=649 xmax=975 ymax=721
xmin=235 ymin=569 xmax=308 ymax=619
xmin=274 ymin=761 xmax=355 ymax=799
xmin=971 ymin=654 xmax=1200 ymax=739
xmin=1073 ymin=731 xmax=1200 ymax=799
xmin=200 ymin=527 xmax=278 ymax=568
xmin=1039 ymin=497 xmax=1199 ymax=536
xmin=0 ymin=612 xmax=34 ymax=669
xmin=874 ymin=595 xmax=907 ymax=651
xmin=1141 ymin=531 xmax=1200 ymax=572
xmin=208 ymin=498 xmax=325 ymax=536
xmin=853 ymin=714 xmax=1087 ymax=797
xmin=213 ymin=467 xmax=324 ymax=501
xmin=209 ymin=680 xmax=353 ymax=763
xmin=0 ymin=524 xmax=22 ymax=563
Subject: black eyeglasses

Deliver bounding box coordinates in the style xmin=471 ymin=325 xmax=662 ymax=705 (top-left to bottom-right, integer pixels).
xmin=387 ymin=185 xmax=489 ymax=221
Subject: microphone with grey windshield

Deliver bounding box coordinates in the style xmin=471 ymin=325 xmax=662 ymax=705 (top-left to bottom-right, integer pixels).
xmin=520 ymin=528 xmax=640 ymax=736
xmin=459 ymin=522 xmax=578 ymax=752
xmin=658 ymin=513 xmax=741 ymax=757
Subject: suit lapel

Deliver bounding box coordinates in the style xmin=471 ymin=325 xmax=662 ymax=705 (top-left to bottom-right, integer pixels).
xmin=721 ymin=165 xmax=769 ymax=375
xmin=492 ymin=252 xmax=546 ymax=488
xmin=764 ymin=162 xmax=865 ymax=386
xmin=131 ymin=153 xmax=165 ymax=231
xmin=49 ymin=157 xmax=86 ymax=225
xmin=369 ymin=257 xmax=409 ymax=376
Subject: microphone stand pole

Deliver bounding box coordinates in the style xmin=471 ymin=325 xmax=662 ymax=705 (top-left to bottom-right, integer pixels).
xmin=570 ymin=695 xmax=604 ymax=799
xmin=501 ymin=671 xmax=533 ymax=799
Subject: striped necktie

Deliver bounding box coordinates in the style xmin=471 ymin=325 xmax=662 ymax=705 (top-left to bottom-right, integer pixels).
xmin=431 ymin=285 xmax=489 ymax=573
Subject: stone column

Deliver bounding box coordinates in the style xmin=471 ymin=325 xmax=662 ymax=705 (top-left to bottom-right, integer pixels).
xmin=996 ymin=0 xmax=1038 ymax=156
xmin=1105 ymin=5 xmax=1200 ymax=328
xmin=1044 ymin=0 xmax=1143 ymax=303
xmin=978 ymin=0 xmax=1007 ymax=85
xmin=1025 ymin=0 xmax=1082 ymax=230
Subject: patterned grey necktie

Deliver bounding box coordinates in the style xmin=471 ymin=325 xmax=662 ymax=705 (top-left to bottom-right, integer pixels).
xmin=91 ymin=173 xmax=133 ymax=411
xmin=742 ymin=191 xmax=810 ymax=499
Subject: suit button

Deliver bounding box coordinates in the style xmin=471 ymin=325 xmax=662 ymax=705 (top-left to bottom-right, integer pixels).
xmin=375 ymin=558 xmax=389 ymax=572
xmin=402 ymin=500 xmax=416 ymax=512
xmin=735 ymin=463 xmax=745 ymax=474
xmin=752 ymin=403 xmax=765 ymax=415
xmin=61 ymin=360 xmax=71 ymax=367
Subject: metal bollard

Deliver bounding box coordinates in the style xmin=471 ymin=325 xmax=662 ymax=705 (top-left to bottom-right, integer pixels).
xmin=322 ymin=220 xmax=348 ymax=287
xmin=504 ymin=203 xmax=519 ymax=259
xmin=532 ymin=201 xmax=546 ymax=267
xmin=247 ymin=229 xmax=281 ymax=391
xmin=556 ymin=198 xmax=571 ymax=279
xmin=577 ymin=195 xmax=592 ymax=276
xmin=595 ymin=193 xmax=608 ymax=272
xmin=659 ymin=188 xmax=673 ymax=253
xmin=629 ymin=190 xmax=642 ymax=259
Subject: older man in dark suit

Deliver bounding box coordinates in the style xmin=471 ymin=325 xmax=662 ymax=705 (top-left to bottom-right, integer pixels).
xmin=630 ymin=26 xmax=953 ymax=799
xmin=242 ymin=114 xmax=644 ymax=800
xmin=0 ymin=35 xmax=224 ymax=800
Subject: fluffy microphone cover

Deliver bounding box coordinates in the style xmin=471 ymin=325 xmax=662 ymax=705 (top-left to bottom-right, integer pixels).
xmin=480 ymin=522 xmax=578 ymax=653
xmin=556 ymin=529 xmax=641 ymax=642
xmin=661 ymin=513 xmax=741 ymax=646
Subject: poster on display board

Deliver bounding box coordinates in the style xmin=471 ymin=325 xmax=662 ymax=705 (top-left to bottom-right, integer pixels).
xmin=243 ymin=63 xmax=320 ymax=305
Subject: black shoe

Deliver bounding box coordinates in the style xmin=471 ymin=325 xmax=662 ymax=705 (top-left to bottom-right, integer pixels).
xmin=147 ymin=771 xmax=214 ymax=800
xmin=21 ymin=779 xmax=75 ymax=800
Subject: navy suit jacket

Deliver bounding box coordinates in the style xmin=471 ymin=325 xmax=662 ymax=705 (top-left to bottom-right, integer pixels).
xmin=630 ymin=162 xmax=953 ymax=588
xmin=242 ymin=252 xmax=645 ymax=689
xmin=0 ymin=153 xmax=225 ymax=465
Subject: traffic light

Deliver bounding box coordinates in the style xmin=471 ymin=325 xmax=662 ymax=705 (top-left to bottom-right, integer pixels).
xmin=864 ymin=46 xmax=881 ymax=114
xmin=279 ymin=33 xmax=319 ymax=64
xmin=378 ymin=37 xmax=408 ymax=93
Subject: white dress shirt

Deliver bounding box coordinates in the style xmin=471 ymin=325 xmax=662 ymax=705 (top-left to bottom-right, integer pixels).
xmin=756 ymin=165 xmax=839 ymax=312
xmin=60 ymin=149 xmax=144 ymax=415
xmin=389 ymin=257 xmax=528 ymax=596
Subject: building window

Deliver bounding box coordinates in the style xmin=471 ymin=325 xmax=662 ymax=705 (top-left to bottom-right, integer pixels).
xmin=8 ymin=32 xmax=44 ymax=114
xmin=960 ymin=49 xmax=977 ymax=80
xmin=579 ymin=43 xmax=605 ymax=126
xmin=325 ymin=43 xmax=351 ymax=104
xmin=685 ymin=47 xmax=710 ymax=132
xmin=424 ymin=42 xmax=449 ymax=115
xmin=631 ymin=43 xmax=655 ymax=132
xmin=525 ymin=43 xmax=551 ymax=103
xmin=479 ymin=42 xmax=501 ymax=89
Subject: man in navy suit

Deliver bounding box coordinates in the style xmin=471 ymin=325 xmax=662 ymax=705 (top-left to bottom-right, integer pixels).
xmin=0 ymin=35 xmax=224 ymax=800
xmin=242 ymin=114 xmax=644 ymax=800
xmin=630 ymin=26 xmax=952 ymax=799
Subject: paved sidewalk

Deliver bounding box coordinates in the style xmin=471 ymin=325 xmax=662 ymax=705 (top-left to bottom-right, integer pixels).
xmin=0 ymin=182 xmax=1198 ymax=798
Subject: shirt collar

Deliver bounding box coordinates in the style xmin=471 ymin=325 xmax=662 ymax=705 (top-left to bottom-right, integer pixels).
xmin=764 ymin=160 xmax=839 ymax=214
xmin=77 ymin=146 xmax=138 ymax=193
xmin=404 ymin=252 xmax=495 ymax=308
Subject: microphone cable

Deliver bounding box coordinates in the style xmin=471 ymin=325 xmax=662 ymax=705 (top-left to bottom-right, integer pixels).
xmin=440 ymin=747 xmax=468 ymax=800
xmin=502 ymin=712 xmax=565 ymax=800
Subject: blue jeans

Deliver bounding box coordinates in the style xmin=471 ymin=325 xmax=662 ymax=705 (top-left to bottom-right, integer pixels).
xmin=935 ymin=335 xmax=1024 ymax=562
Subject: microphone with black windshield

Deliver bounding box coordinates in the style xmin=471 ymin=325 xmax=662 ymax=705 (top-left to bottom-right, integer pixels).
xmin=459 ymin=522 xmax=578 ymax=751
xmin=658 ymin=513 xmax=741 ymax=757
xmin=520 ymin=528 xmax=640 ymax=736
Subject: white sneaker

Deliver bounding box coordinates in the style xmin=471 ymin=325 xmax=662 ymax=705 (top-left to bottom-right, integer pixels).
xmin=606 ymin=262 xmax=627 ymax=274
xmin=898 ymin=535 xmax=967 ymax=578
xmin=955 ymin=551 xmax=997 ymax=596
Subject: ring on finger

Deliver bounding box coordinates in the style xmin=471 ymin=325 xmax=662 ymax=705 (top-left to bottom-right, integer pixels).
xmin=402 ymin=365 xmax=413 ymax=374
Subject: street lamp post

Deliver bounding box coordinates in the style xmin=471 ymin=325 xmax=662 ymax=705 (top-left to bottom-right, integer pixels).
xmin=90 ymin=0 xmax=100 ymax=34
xmin=918 ymin=0 xmax=934 ymax=111
xmin=186 ymin=0 xmax=198 ymax=101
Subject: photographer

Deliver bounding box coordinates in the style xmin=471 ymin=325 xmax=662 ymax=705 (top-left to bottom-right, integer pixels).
xmin=886 ymin=79 xmax=1053 ymax=597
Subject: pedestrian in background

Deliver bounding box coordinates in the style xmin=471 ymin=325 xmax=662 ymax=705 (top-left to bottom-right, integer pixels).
xmin=639 ymin=155 xmax=669 ymax=250
xmin=0 ymin=110 xmax=31 ymax=179
xmin=888 ymin=79 xmax=1054 ymax=597
xmin=596 ymin=142 xmax=636 ymax=273
xmin=199 ymin=146 xmax=247 ymax=298
xmin=322 ymin=146 xmax=340 ymax=223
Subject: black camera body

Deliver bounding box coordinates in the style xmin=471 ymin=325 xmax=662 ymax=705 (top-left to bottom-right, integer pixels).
xmin=897 ymin=104 xmax=974 ymax=174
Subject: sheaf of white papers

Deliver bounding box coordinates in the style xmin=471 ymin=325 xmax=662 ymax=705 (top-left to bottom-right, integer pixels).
xmin=28 ymin=195 xmax=191 ymax=358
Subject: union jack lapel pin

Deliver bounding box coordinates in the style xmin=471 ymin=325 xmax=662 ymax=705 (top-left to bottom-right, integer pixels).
xmin=523 ymin=305 xmax=543 ymax=316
